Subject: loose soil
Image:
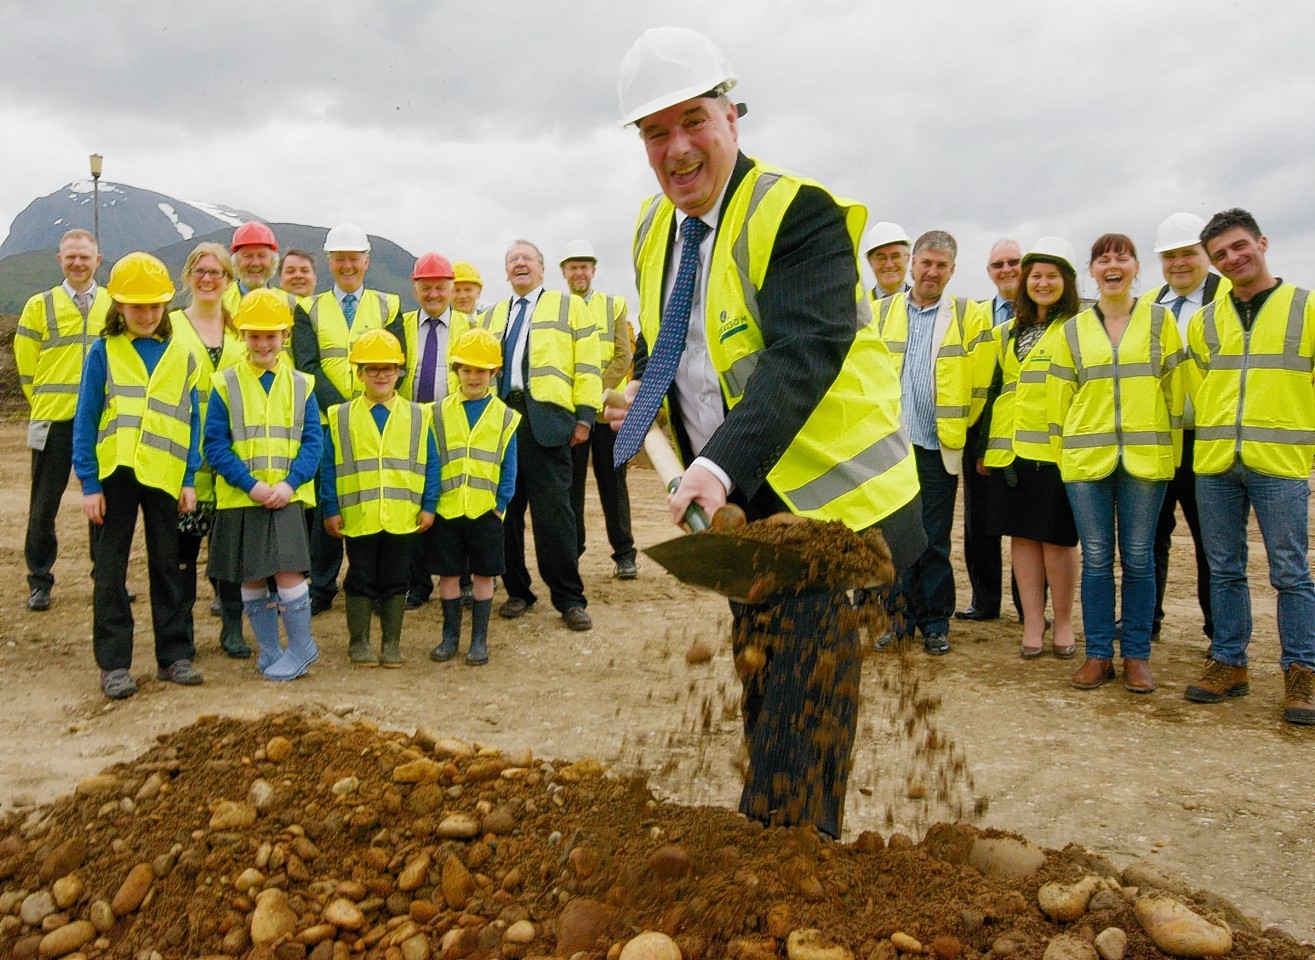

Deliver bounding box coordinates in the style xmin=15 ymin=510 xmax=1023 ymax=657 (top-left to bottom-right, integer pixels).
xmin=0 ymin=342 xmax=1311 ymax=951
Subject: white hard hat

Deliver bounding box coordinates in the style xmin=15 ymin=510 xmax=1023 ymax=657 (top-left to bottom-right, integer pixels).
xmin=617 ymin=26 xmax=738 ymax=126
xmin=862 ymin=222 xmax=911 ymax=256
xmin=324 ymin=223 xmax=371 ymax=253
xmin=1153 ymin=212 xmax=1206 ymax=254
xmin=560 ymin=239 xmax=597 ymax=264
xmin=1022 ymin=236 xmax=1076 ymax=273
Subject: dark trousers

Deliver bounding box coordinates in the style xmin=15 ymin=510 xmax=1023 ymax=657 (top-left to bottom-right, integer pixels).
xmin=25 ymin=418 xmax=79 ymax=591
xmin=178 ymin=530 xmax=240 ymax=639
xmin=308 ymin=475 xmax=344 ymax=604
xmin=570 ymin=423 xmax=636 ymax=563
xmin=962 ymin=422 xmax=1002 ymax=616
xmin=891 ymin=445 xmax=958 ymax=636
xmin=502 ymin=414 xmax=586 ymax=612
xmin=732 ymin=589 xmax=860 ymax=840
xmin=1153 ymin=430 xmax=1213 ymax=638
xmin=92 ymin=469 xmax=193 ymax=671
xmin=345 ymin=531 xmax=414 ymax=601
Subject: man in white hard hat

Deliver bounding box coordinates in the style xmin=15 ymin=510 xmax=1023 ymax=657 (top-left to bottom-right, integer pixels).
xmin=874 ymin=232 xmax=994 ymax=656
xmin=560 ymin=240 xmax=639 ymax=580
xmin=958 ymin=238 xmax=1025 ymax=625
xmin=478 ymin=240 xmax=601 ymax=632
xmin=608 ymin=26 xmax=925 ymax=839
xmin=1142 ymin=212 xmax=1232 ymax=643
xmin=292 ymin=223 xmax=406 ymax=617
xmin=862 ymin=222 xmax=911 ymax=301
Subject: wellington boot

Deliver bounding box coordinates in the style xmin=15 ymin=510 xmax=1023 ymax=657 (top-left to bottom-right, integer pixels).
xmin=467 ymin=598 xmax=492 ymax=666
xmin=265 ymin=593 xmax=319 ymax=681
xmin=431 ymin=599 xmax=463 ymax=662
xmin=346 ymin=595 xmax=378 ymax=667
xmin=220 ymin=601 xmax=252 ymax=659
xmin=244 ymin=594 xmax=283 ymax=673
xmin=378 ymin=594 xmax=407 ymax=668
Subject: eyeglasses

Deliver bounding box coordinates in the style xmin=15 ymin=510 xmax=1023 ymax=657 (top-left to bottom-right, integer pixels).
xmin=989 ymin=258 xmax=1021 ymax=270
xmin=360 ymin=366 xmax=399 ymax=377
xmin=190 ymin=268 xmax=227 ymax=279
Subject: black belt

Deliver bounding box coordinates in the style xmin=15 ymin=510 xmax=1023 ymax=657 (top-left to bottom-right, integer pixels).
xmin=505 ymin=388 xmax=525 ymax=404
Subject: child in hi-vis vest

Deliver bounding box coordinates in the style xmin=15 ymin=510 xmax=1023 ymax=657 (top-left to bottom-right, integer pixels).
xmin=72 ymin=252 xmax=202 ymax=700
xmin=319 ymin=329 xmax=440 ymax=667
xmin=205 ymin=289 xmax=322 ymax=681
xmin=430 ymin=328 xmax=520 ymax=665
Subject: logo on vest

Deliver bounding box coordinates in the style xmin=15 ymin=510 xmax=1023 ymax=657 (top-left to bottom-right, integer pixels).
xmin=717 ymin=311 xmax=750 ymax=344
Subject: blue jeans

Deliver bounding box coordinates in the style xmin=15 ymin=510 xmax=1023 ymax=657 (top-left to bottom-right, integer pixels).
xmin=1196 ymin=464 xmax=1315 ymax=670
xmin=890 ymin=446 xmax=957 ymax=636
xmin=1065 ymin=465 xmax=1166 ymax=660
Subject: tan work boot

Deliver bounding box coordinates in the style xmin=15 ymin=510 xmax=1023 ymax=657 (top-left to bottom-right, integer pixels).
xmin=1122 ymin=658 xmax=1156 ymax=694
xmin=1070 ymin=658 xmax=1115 ymax=690
xmin=1283 ymin=663 xmax=1315 ymax=725
xmin=1184 ymin=658 xmax=1248 ymax=703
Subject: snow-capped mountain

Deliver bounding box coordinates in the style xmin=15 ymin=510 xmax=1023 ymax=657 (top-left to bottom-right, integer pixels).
xmin=0 ymin=181 xmax=263 ymax=260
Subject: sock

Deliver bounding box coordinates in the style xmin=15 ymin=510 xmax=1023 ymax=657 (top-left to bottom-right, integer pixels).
xmin=242 ymin=586 xmax=271 ymax=602
xmin=277 ymin=580 xmax=309 ymax=604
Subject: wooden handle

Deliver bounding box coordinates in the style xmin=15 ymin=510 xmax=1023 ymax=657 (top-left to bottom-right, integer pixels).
xmin=644 ymin=427 xmax=709 ymax=532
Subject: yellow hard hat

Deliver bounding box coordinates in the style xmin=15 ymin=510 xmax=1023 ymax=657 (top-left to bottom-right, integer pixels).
xmin=349 ymin=328 xmax=405 ymax=365
xmin=236 ymin=288 xmax=294 ymax=331
xmin=107 ymin=252 xmax=174 ymax=304
xmin=449 ymin=328 xmax=502 ymax=370
xmin=452 ymin=261 xmax=483 ymax=287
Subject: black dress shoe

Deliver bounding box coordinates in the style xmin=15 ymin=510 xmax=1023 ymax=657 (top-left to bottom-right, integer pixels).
xmin=310 ymin=596 xmax=333 ymax=616
xmin=954 ymin=606 xmax=998 ymax=622
xmin=27 ymin=587 xmax=51 ymax=612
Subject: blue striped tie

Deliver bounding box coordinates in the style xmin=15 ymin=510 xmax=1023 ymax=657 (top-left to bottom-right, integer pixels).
xmin=614 ymin=216 xmax=709 ymax=467
xmin=342 ymin=292 xmax=358 ymax=328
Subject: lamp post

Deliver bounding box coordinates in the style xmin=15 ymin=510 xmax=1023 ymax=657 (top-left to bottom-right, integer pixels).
xmin=89 ymin=153 xmax=103 ymax=249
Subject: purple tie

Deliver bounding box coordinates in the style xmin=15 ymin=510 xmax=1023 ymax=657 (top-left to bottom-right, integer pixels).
xmin=614 ymin=216 xmax=709 ymax=467
xmin=417 ymin=318 xmax=439 ymax=403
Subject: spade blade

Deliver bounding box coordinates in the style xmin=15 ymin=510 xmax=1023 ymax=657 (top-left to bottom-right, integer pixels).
xmin=643 ymin=530 xmax=814 ymax=603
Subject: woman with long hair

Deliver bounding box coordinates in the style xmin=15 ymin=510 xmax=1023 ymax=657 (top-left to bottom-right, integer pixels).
xmin=976 ymin=238 xmax=1081 ymax=658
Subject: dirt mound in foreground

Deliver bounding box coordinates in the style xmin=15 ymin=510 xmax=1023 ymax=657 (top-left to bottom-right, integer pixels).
xmin=0 ymin=711 xmax=1304 ymax=960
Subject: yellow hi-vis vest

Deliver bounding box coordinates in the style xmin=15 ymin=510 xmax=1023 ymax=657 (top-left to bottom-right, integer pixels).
xmin=984 ymin=320 xmax=1069 ymax=467
xmin=433 ymin=393 xmax=520 ymax=520
xmin=874 ymin=292 xmax=994 ymax=451
xmin=1185 ymin=283 xmax=1315 ymax=479
xmin=631 ymin=160 xmax=918 ymax=528
xmin=15 ymin=286 xmax=111 ymax=421
xmin=306 ymin=289 xmax=401 ymax=407
xmin=95 ymin=336 xmax=199 ymax=497
xmin=328 ymin=397 xmax=432 ymax=535
xmin=475 ymin=292 xmax=602 ymax=414
xmin=399 ymin=308 xmax=472 ymax=401
xmin=210 ymin=362 xmax=317 ymax=509
xmin=583 ymin=290 xmax=631 ymax=419
xmin=1049 ymin=302 xmax=1184 ymax=482
xmin=169 ymin=309 xmax=246 ymax=502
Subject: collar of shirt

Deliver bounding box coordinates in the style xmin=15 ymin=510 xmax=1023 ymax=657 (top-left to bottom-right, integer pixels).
xmin=511 ymin=287 xmax=544 ymax=310
xmin=63 ymin=280 xmax=96 ymax=299
xmin=421 ymin=307 xmax=450 ymax=326
xmin=369 ymin=395 xmax=399 ymax=411
xmin=673 ymin=177 xmax=730 ymax=239
xmin=908 ymin=295 xmax=942 ymax=319
xmin=992 ymin=296 xmax=1014 ymax=325
xmin=335 ymin=285 xmax=365 ymax=305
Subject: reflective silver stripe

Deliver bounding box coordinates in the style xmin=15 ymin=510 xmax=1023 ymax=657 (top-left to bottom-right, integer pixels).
xmin=528 ymin=365 xmax=572 ymax=385
xmin=1148 ymin=305 xmax=1166 ymax=377
xmin=885 ymin=340 xmax=907 ymax=356
xmin=876 ymin=294 xmax=897 ymax=334
xmin=375 ymin=291 xmax=389 ymax=323
xmin=292 ymin=373 xmax=308 ymax=438
xmin=107 ymin=383 xmax=147 ymax=400
xmin=308 ymin=299 xmax=320 ymax=331
xmin=730 ymin=171 xmax=783 ymax=332
xmin=1195 ymin=425 xmax=1315 ymax=445
xmin=15 ymin=324 xmax=42 ymax=341
xmin=937 ymin=343 xmax=966 ymax=359
xmin=33 ymin=382 xmax=80 ymax=395
xmin=19 ymin=375 xmax=33 ymax=386
xmin=987 ymin=436 xmax=1013 ymax=450
xmin=599 ymin=296 xmax=616 ymax=344
xmin=1208 ymin=354 xmax=1310 ymax=372
xmin=1049 ymin=422 xmax=1064 ymax=438
xmin=936 ymin=404 xmax=970 ymax=418
xmin=1282 ymin=289 xmax=1308 ymax=355
xmin=321 ymin=346 xmax=348 ymax=359
xmin=1065 ymin=430 xmax=1170 ymax=449
xmin=138 ymin=432 xmax=188 ymax=461
xmin=440 ymin=476 xmax=498 ymax=494
xmin=573 ymin=363 xmax=602 ymax=377
xmin=1077 ymin=361 xmax=1156 ymax=379
xmin=497 ymin=407 xmax=516 ymax=459
xmin=971 ymin=386 xmax=988 ymax=399
xmin=999 ymin=381 xmax=1017 ymax=394
xmin=42 ymin=291 xmax=56 ymax=342
xmin=262 ymin=455 xmax=295 ymax=471
xmin=1015 ymin=430 xmax=1052 ymax=445
xmin=780 ymin=428 xmax=911 ymax=512
xmin=464 ymin=448 xmax=501 ymax=465
xmin=233 ymin=424 xmax=297 ymax=441
xmin=1064 ymin=320 xmax=1084 ymax=386
xmin=338 ymin=486 xmax=418 ymax=508
xmin=722 ymin=352 xmax=760 ymax=401
xmin=98 ymin=414 xmax=143 ymax=444
xmin=1162 ymin=349 xmax=1184 ymax=373
xmin=1021 ymin=368 xmax=1054 ymax=383
xmin=335 ymin=403 xmax=356 ymax=469
xmin=633 ymin=197 xmax=663 ymax=280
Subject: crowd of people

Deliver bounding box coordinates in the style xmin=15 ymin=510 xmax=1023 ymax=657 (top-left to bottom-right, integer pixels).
xmin=11 ymin=26 xmax=1314 ymax=839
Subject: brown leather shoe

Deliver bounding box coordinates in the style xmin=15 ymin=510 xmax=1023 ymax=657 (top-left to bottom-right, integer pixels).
xmin=1070 ymin=658 xmax=1115 ymax=689
xmin=1122 ymin=658 xmax=1156 ymax=694
xmin=1283 ymin=663 xmax=1315 ymax=725
xmin=1184 ymin=659 xmax=1249 ymax=703
xmin=562 ymin=606 xmax=593 ymax=631
xmin=498 ymin=597 xmax=534 ymax=619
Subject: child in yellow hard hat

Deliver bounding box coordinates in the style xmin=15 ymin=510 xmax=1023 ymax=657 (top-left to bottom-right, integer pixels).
xmin=73 ymin=252 xmax=203 ymax=700
xmin=429 ymin=328 xmax=521 ymax=665
xmin=320 ymin=328 xmax=439 ymax=667
xmin=205 ymin=288 xmax=323 ymax=681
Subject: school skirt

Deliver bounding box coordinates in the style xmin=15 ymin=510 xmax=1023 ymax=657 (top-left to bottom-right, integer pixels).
xmin=207 ymin=504 xmax=312 ymax=582
xmin=985 ymin=456 xmax=1079 ymax=546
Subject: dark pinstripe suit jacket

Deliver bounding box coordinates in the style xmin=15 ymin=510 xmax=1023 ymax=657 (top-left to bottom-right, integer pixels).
xmin=634 ymin=152 xmax=859 ymax=521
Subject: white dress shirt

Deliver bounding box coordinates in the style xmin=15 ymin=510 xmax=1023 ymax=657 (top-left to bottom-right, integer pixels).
xmin=417 ymin=307 xmax=452 ymax=400
xmin=504 ymin=287 xmax=542 ymax=391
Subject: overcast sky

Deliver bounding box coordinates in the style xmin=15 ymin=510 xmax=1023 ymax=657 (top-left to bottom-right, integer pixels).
xmin=2 ymin=0 xmax=1313 ymax=301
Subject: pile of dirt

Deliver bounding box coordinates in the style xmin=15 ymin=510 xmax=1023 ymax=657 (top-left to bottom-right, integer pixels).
xmin=0 ymin=313 xmax=28 ymax=418
xmin=0 ymin=711 xmax=1305 ymax=960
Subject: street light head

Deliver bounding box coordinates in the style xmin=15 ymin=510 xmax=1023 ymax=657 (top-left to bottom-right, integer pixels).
xmin=89 ymin=153 xmax=103 ymax=179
